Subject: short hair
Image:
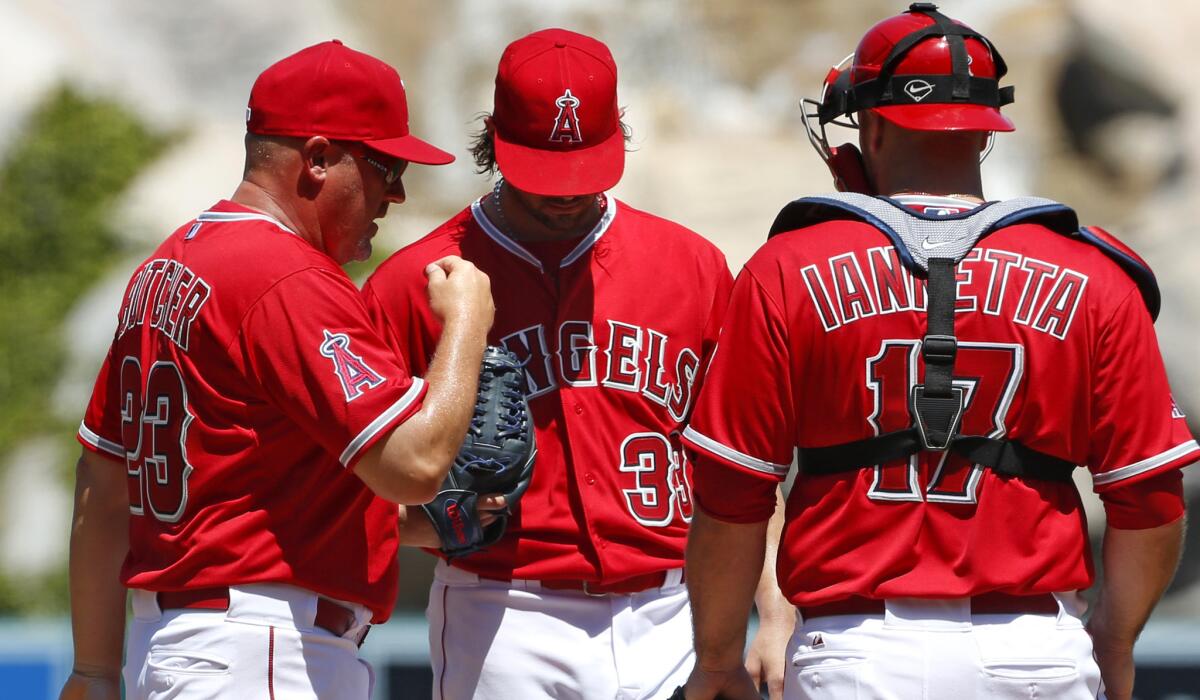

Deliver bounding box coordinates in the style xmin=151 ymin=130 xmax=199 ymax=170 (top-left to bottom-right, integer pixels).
xmin=468 ymin=112 xmax=633 ymax=177
xmin=242 ymin=133 xmax=355 ymax=176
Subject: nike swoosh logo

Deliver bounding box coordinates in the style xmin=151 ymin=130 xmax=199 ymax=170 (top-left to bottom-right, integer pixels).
xmin=921 ymin=238 xmax=956 ymax=250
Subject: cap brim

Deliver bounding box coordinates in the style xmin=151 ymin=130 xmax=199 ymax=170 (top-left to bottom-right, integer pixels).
xmin=494 ymin=128 xmax=624 ymax=196
xmin=365 ymin=133 xmax=455 ymax=165
xmin=874 ymin=104 xmax=1015 ymax=132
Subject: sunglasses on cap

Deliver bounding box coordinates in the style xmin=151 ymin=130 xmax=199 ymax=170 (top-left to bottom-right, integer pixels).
xmin=335 ymin=140 xmax=407 ymax=187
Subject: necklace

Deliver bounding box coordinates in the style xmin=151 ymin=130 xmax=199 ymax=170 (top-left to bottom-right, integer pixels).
xmin=490 ymin=178 xmax=511 ymax=235
xmin=489 ymin=178 xmax=606 ymax=240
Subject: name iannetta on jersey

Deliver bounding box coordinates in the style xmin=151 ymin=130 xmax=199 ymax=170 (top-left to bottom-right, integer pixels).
xmin=117 ymin=258 xmax=213 ymax=351
xmin=499 ymin=319 xmax=700 ymax=420
xmin=803 ymin=246 xmax=1088 ymax=340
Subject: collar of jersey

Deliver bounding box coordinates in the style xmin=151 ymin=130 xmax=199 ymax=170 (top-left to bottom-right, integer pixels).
xmin=888 ymin=194 xmax=987 ymax=219
xmin=196 ymin=208 xmax=298 ymax=237
xmin=469 ymin=193 xmax=617 ymax=273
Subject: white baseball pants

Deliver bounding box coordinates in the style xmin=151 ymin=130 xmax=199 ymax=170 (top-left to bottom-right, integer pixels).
xmin=785 ymin=595 xmax=1104 ymax=699
xmin=124 ymin=584 xmax=375 ymax=700
xmin=427 ymin=561 xmax=693 ymax=700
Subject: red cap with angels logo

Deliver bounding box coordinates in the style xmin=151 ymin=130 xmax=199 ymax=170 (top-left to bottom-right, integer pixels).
xmin=491 ymin=28 xmax=624 ymax=196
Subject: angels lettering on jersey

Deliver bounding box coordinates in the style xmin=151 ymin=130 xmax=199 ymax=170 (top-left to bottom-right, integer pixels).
xmin=497 ymin=319 xmax=700 ymax=422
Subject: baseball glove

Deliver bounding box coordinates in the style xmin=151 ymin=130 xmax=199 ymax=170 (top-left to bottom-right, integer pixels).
xmin=422 ymin=346 xmax=535 ymax=558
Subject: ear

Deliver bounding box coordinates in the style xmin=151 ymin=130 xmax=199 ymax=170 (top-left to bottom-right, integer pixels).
xmin=484 ymin=115 xmax=496 ymax=136
xmin=301 ymin=136 xmax=333 ymax=185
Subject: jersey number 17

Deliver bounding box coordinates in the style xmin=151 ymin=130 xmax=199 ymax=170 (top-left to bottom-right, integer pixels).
xmin=865 ymin=340 xmax=1024 ymax=504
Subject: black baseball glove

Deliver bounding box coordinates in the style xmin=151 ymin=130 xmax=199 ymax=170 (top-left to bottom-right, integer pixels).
xmin=422 ymin=346 xmax=535 ymax=558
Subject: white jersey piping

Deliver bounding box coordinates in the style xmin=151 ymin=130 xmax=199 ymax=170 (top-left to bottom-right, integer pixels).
xmin=195 ymin=210 xmax=298 ymax=237
xmin=339 ymin=378 xmax=426 ymax=467
xmin=682 ymin=426 xmax=791 ymax=477
xmin=79 ymin=422 xmax=125 ymax=458
xmin=469 ymin=193 xmax=618 ymax=272
xmin=1092 ymin=440 xmax=1200 ymax=486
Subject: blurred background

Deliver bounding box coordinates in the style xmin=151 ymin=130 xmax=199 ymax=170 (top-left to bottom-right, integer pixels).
xmin=0 ymin=0 xmax=1197 ymax=697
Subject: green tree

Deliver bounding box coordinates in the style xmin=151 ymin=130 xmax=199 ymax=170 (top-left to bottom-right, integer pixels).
xmin=0 ymin=85 xmax=168 ymax=615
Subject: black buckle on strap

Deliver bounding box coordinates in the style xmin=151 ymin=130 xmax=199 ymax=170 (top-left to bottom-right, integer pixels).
xmin=910 ymin=384 xmax=964 ymax=450
xmin=922 ymin=334 xmax=958 ymax=365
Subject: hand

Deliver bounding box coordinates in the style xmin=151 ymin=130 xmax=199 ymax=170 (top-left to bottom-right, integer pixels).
xmin=59 ymin=670 xmax=120 ymax=700
xmin=745 ymin=610 xmax=794 ymax=699
xmin=476 ymin=494 xmax=507 ymax=528
xmin=425 ymin=256 xmax=493 ymax=333
xmin=683 ymin=664 xmax=761 ymax=700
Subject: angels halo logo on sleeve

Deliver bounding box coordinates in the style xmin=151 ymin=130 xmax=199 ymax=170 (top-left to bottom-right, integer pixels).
xmin=549 ymin=89 xmax=583 ymax=143
xmin=1171 ymin=395 xmax=1186 ymax=419
xmin=320 ymin=329 xmax=385 ymax=402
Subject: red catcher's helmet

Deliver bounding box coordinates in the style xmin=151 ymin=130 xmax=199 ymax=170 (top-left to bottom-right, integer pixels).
xmin=820 ymin=3 xmax=1013 ymax=131
xmin=800 ymin=3 xmax=1014 ymax=192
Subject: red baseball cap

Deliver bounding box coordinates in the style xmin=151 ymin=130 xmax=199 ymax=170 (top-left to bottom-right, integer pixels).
xmin=492 ymin=29 xmax=623 ymax=196
xmin=247 ymin=40 xmax=454 ymax=165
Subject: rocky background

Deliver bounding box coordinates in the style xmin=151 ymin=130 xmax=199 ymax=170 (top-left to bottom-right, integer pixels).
xmin=0 ymin=0 xmax=1195 ymax=615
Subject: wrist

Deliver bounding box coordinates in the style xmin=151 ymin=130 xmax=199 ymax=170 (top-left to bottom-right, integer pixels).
xmin=72 ymin=662 xmax=121 ymax=680
xmin=441 ymin=312 xmax=490 ymax=343
xmin=695 ymin=646 xmax=745 ymax=673
xmin=755 ymin=598 xmax=797 ymax=623
xmin=1087 ymin=616 xmax=1138 ymax=650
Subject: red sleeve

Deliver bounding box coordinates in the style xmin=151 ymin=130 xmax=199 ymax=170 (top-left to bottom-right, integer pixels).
xmin=77 ymin=339 xmax=127 ymax=463
xmin=238 ymin=268 xmax=426 ymax=470
xmin=1098 ymin=469 xmax=1186 ymax=529
xmin=1087 ymin=289 xmax=1199 ymax=491
xmin=691 ymin=451 xmax=779 ymax=523
xmin=692 ymin=261 xmax=735 ymax=403
xmin=683 ymin=266 xmax=796 ymax=519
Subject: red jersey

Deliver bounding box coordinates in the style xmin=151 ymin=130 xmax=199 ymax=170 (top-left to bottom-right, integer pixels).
xmin=684 ymin=196 xmax=1198 ymax=606
xmin=78 ymin=201 xmax=425 ymax=621
xmin=363 ymin=195 xmax=733 ymax=583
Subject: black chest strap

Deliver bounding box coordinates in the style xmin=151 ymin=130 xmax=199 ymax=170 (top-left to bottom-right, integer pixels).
xmin=801 ymin=255 xmax=1074 ymax=484
xmin=800 ymin=430 xmax=1076 ymax=483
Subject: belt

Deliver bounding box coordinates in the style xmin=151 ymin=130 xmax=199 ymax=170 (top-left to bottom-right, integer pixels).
xmin=156 ymin=586 xmax=369 ymax=646
xmin=498 ymin=569 xmax=684 ymax=597
xmin=800 ymin=592 xmax=1059 ymax=620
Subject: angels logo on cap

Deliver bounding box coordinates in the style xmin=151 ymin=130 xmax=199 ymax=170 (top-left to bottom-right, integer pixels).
xmin=550 ymin=89 xmax=584 ymax=144
xmin=491 ymin=28 xmax=624 ymax=196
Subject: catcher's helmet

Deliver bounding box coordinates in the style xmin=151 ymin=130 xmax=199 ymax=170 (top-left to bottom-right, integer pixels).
xmin=801 ymin=3 xmax=1014 ymax=191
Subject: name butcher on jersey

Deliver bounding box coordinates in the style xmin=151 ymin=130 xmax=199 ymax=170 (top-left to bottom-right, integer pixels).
xmin=804 ymin=245 xmax=1087 ymax=339
xmin=499 ymin=319 xmax=700 ymax=419
xmin=115 ymin=257 xmax=213 ymax=350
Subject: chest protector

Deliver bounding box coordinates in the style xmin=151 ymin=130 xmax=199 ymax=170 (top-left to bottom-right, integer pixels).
xmin=769 ymin=193 xmax=1160 ymax=483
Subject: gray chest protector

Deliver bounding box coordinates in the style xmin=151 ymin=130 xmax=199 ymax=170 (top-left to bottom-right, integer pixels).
xmin=768 ymin=193 xmax=1160 ymax=483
